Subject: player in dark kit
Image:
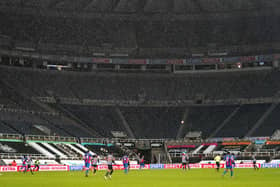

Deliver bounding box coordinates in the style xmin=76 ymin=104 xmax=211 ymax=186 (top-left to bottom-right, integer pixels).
xmin=182 ymin=152 xmax=190 ymax=170
xmin=252 ymin=155 xmax=259 ymax=170
xmin=34 ymin=159 xmax=40 ymax=172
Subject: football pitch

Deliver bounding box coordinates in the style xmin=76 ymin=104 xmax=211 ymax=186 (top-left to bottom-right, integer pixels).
xmin=1 ymin=169 xmax=279 ymax=187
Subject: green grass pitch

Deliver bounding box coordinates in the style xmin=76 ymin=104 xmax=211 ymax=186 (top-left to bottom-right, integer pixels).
xmin=1 ymin=169 xmax=279 ymax=187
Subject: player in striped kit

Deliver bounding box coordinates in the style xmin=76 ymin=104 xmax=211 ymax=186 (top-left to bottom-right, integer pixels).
xmin=139 ymin=155 xmax=145 ymax=170
xmin=21 ymin=155 xmax=28 ymax=173
xmin=122 ymin=154 xmax=130 ymax=174
xmin=104 ymin=153 xmax=115 ymax=180
xmin=91 ymin=155 xmax=99 ymax=175
xmin=27 ymin=156 xmax=34 ymax=175
xmin=222 ymin=152 xmax=235 ymax=177
xmin=84 ymin=151 xmax=92 ymax=177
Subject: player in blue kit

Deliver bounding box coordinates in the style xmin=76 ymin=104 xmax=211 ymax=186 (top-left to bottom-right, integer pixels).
xmin=122 ymin=154 xmax=130 ymax=174
xmin=84 ymin=151 xmax=92 ymax=177
xmin=222 ymin=152 xmax=235 ymax=177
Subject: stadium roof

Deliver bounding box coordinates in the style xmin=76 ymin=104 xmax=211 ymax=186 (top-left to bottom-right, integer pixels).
xmin=0 ymin=0 xmax=279 ymax=14
xmin=0 ymin=0 xmax=279 ymax=22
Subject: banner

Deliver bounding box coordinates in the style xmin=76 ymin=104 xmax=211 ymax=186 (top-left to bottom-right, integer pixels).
xmin=202 ymin=143 xmax=218 ymax=146
xmin=261 ymin=163 xmax=279 ymax=168
xmin=97 ymin=164 xmax=149 ymax=170
xmin=0 ymin=166 xmax=17 ymax=172
xmin=164 ymin=164 xmax=181 ymax=169
xmin=234 ymin=163 xmax=260 ymax=168
xmin=167 ymin=145 xmax=195 ymax=149
xmin=69 ymin=166 xmax=84 ymax=171
xmin=189 ymin=164 xmax=201 ymax=169
xmin=128 ymin=164 xmax=149 ymax=170
xmin=0 ymin=163 xmax=278 ymax=173
xmin=166 ymin=59 xmax=185 ymax=64
xmin=222 ymin=141 xmax=251 ymax=145
xmin=266 ymin=141 xmax=280 ymax=145
xmin=92 ymin=58 xmax=111 ymax=63
xmin=201 ymin=164 xmax=224 ymax=169
xmin=34 ymin=165 xmax=69 ymax=172
xmin=128 ymin=59 xmax=147 ymax=64
xmin=150 ymin=164 xmax=165 ymax=169
xmin=255 ymin=140 xmax=266 ymax=145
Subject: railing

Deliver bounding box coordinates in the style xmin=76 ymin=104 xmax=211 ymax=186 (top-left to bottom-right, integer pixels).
xmin=25 ymin=135 xmax=77 ymax=143
xmin=36 ymin=96 xmax=280 ymax=107
xmin=0 ymin=153 xmax=82 ymax=160
xmin=0 ymin=107 xmax=58 ymax=116
xmin=170 ymin=151 xmax=278 ymax=158
xmin=0 ymin=133 xmax=78 ymax=143
xmin=0 ymin=153 xmax=49 ymax=159
xmin=259 ymin=149 xmax=276 ymax=153
xmin=0 ymin=133 xmax=22 ymax=140
xmin=80 ymin=137 xmax=166 ymax=144
xmin=1 ymin=133 xmax=280 ymax=148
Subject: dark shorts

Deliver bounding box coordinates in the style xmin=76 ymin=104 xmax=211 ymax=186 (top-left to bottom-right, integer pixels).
xmin=253 ymin=161 xmax=256 ymax=165
xmin=27 ymin=165 xmax=32 ymax=169
xmin=123 ymin=163 xmax=128 ymax=169
xmin=182 ymin=162 xmax=187 ymax=166
xmin=226 ymin=165 xmax=233 ymax=169
xmin=108 ymin=165 xmax=113 ymax=170
xmin=216 ymin=162 xmax=220 ymax=167
xmin=85 ymin=163 xmax=90 ymax=168
xmin=92 ymin=164 xmax=97 ymax=168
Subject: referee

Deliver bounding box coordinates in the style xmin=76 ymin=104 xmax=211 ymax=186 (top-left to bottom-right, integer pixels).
xmin=214 ymin=154 xmax=221 ymax=172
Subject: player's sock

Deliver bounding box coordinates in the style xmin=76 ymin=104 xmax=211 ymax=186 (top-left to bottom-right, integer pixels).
xmin=222 ymin=170 xmax=227 ymax=176
xmin=110 ymin=170 xmax=114 ymax=175
xmin=105 ymin=171 xmax=109 ymax=177
xmin=85 ymin=169 xmax=89 ymax=176
xmin=230 ymin=170 xmax=233 ymax=177
xmin=94 ymin=168 xmax=96 ymax=174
